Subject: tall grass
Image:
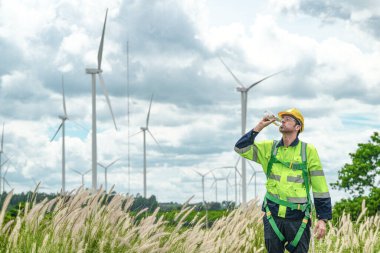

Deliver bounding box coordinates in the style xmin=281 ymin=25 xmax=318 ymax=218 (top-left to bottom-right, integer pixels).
xmin=0 ymin=189 xmax=378 ymax=252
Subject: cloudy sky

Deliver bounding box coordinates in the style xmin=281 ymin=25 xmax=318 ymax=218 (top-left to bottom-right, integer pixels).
xmin=0 ymin=0 xmax=379 ymax=204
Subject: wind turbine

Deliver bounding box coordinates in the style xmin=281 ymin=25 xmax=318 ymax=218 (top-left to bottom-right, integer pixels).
xmin=192 ymin=168 xmax=215 ymax=204
xmin=73 ymin=169 xmax=91 ymax=187
xmin=85 ymin=8 xmax=118 ymax=191
xmin=51 ymin=75 xmax=68 ymax=193
xmin=210 ymin=172 xmax=226 ymax=203
xmin=97 ymin=159 xmax=119 ymax=192
xmin=248 ymin=161 xmax=264 ymax=199
xmin=219 ymin=56 xmax=282 ymax=204
xmin=1 ymin=163 xmax=12 ymax=193
xmin=32 ymin=178 xmax=48 ymax=192
xmin=0 ymin=123 xmax=7 ymax=193
xmin=216 ymin=157 xmax=241 ymax=205
xmin=138 ymin=94 xmax=160 ymax=198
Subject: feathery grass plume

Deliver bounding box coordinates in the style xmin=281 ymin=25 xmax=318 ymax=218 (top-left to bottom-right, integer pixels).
xmin=0 ymin=188 xmax=378 ymax=252
xmin=0 ymin=190 xmax=13 ymax=228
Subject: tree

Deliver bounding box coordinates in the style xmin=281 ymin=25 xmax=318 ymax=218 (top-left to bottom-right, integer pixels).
xmin=331 ymin=132 xmax=380 ymax=196
xmin=331 ymin=132 xmax=380 ymax=221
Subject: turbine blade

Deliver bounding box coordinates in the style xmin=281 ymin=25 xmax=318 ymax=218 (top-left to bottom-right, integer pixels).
xmin=72 ymin=169 xmax=82 ymax=175
xmin=4 ymin=164 xmax=10 ymax=176
xmin=50 ymin=123 xmax=63 ymax=142
xmin=248 ymin=173 xmax=254 ymax=184
xmin=1 ymin=122 xmax=4 ymax=152
xmin=98 ymin=8 xmax=108 ymax=70
xmin=129 ymin=130 xmax=143 ymax=138
xmin=147 ymin=130 xmax=163 ymax=152
xmin=246 ymin=70 xmax=285 ymax=91
xmin=107 ymin=158 xmax=120 ymax=168
xmin=0 ymin=158 xmax=9 ymax=168
xmin=97 ymin=162 xmax=106 ymax=169
xmin=4 ymin=178 xmax=11 ymax=188
xmin=146 ymin=94 xmax=154 ymax=128
xmin=98 ymin=73 xmax=117 ymax=130
xmin=62 ymin=75 xmax=67 ymax=117
xmin=192 ymin=169 xmax=203 ymax=177
xmin=218 ymin=56 xmax=245 ymax=88
xmin=234 ymin=156 xmax=240 ymax=168
xmin=247 ymin=161 xmax=257 ymax=173
xmin=85 ymin=169 xmax=92 ymax=174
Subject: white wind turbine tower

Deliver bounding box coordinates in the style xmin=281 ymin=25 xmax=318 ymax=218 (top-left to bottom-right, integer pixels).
xmin=51 ymin=75 xmax=68 ymax=193
xmin=224 ymin=172 xmax=233 ymax=202
xmin=73 ymin=169 xmax=91 ymax=187
xmin=97 ymin=159 xmax=119 ymax=192
xmin=85 ymin=9 xmax=118 ymax=190
xmin=137 ymin=94 xmax=161 ymax=198
xmin=219 ymin=56 xmax=282 ymax=204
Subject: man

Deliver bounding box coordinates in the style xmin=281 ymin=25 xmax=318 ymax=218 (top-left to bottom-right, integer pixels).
xmin=234 ymin=108 xmax=332 ymax=253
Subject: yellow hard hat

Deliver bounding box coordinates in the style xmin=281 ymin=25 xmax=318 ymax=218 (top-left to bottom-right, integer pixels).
xmin=278 ymin=108 xmax=304 ymax=132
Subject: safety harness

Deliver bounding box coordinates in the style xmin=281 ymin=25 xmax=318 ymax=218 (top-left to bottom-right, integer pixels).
xmin=263 ymin=140 xmax=311 ymax=253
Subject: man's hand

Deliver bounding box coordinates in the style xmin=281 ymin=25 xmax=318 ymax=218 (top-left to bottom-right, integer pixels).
xmin=314 ymin=220 xmax=327 ymax=239
xmin=253 ymin=117 xmax=276 ymax=132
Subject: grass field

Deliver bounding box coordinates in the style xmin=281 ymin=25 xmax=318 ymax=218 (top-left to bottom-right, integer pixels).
xmin=0 ymin=189 xmax=378 ymax=252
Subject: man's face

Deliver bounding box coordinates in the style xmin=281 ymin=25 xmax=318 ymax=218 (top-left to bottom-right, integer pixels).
xmin=279 ymin=115 xmax=301 ymax=134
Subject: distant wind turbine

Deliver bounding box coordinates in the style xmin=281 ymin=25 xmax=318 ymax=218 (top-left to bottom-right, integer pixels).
xmin=1 ymin=163 xmax=12 ymax=193
xmin=133 ymin=94 xmax=161 ymax=198
xmin=216 ymin=157 xmax=241 ymax=205
xmin=224 ymin=171 xmax=232 ymax=202
xmin=51 ymin=75 xmax=68 ymax=193
xmin=32 ymin=178 xmax=48 ymax=192
xmin=97 ymin=159 xmax=119 ymax=192
xmin=248 ymin=161 xmax=264 ymax=199
xmin=0 ymin=123 xmax=7 ymax=193
xmin=211 ymin=172 xmax=227 ymax=203
xmin=192 ymin=168 xmax=215 ymax=204
xmin=73 ymin=169 xmax=91 ymax=187
xmin=85 ymin=8 xmax=118 ymax=191
xmin=219 ymin=56 xmax=283 ymax=204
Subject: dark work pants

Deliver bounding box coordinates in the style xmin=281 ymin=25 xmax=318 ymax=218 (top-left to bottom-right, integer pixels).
xmin=263 ymin=216 xmax=311 ymax=253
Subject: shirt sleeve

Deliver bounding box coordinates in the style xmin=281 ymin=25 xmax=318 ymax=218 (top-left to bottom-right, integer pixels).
xmin=307 ymin=144 xmax=332 ymax=220
xmin=234 ymin=130 xmax=273 ymax=173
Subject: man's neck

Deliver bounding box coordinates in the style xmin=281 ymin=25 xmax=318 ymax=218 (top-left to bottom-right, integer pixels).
xmin=282 ymin=133 xmax=297 ymax=147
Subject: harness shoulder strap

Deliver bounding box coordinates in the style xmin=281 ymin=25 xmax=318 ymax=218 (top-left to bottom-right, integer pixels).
xmin=266 ymin=140 xmax=280 ymax=178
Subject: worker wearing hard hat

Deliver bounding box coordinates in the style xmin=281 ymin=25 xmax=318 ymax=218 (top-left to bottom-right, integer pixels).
xmin=234 ymin=108 xmax=332 ymax=253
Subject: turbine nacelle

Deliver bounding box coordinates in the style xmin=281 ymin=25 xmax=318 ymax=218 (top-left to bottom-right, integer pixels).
xmin=140 ymin=126 xmax=148 ymax=131
xmin=85 ymin=68 xmax=102 ymax=74
xmin=236 ymin=87 xmax=248 ymax=92
xmin=58 ymin=115 xmax=68 ymax=120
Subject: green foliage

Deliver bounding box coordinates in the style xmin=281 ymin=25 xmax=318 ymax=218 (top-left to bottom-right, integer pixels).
xmin=331 ymin=132 xmax=380 ymax=195
xmin=331 ymin=132 xmax=380 ymax=221
xmin=332 ymin=187 xmax=380 ymax=222
xmin=130 ymin=194 xmax=158 ymax=212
